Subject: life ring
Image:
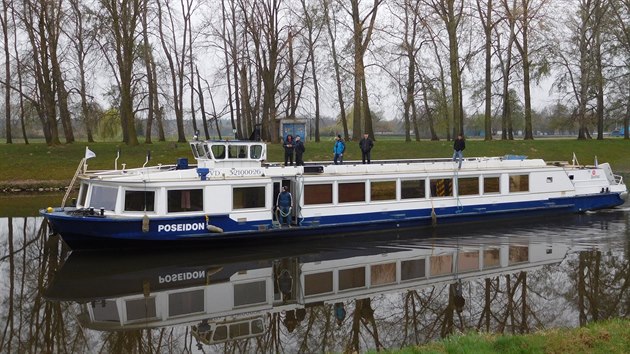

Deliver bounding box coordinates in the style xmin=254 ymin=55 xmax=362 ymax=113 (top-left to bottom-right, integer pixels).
xmin=591 ymin=169 xmax=596 ymax=176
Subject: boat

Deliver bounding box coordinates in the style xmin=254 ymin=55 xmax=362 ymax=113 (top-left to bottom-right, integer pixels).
xmin=41 ymin=140 xmax=627 ymax=250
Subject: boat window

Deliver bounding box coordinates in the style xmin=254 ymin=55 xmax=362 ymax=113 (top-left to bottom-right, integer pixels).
xmin=483 ymin=247 xmax=500 ymax=268
xmin=339 ymin=267 xmax=366 ymax=290
xmin=457 ymin=177 xmax=479 ymax=196
xmin=78 ymin=183 xmax=88 ymax=206
xmin=211 ymin=145 xmax=226 ymax=159
xmin=168 ymin=189 xmax=203 ymax=212
xmin=250 ymin=145 xmax=263 ymax=159
xmin=229 ymin=322 xmax=250 ymax=338
xmin=91 ymin=300 xmax=119 ymax=322
xmin=251 ymin=319 xmax=264 ymax=334
xmin=430 ymin=254 xmax=453 ymax=276
xmin=304 ymin=184 xmax=333 ymax=205
xmin=401 ymin=179 xmax=425 ymax=199
xmin=126 ymin=297 xmax=157 ymax=321
xmin=196 ymin=144 xmax=206 ymax=158
xmin=227 ymin=145 xmax=248 ymax=159
xmin=370 ymin=181 xmax=396 ymax=201
xmin=169 ymin=289 xmax=204 ymax=316
xmin=430 ymin=178 xmax=454 ymax=197
xmin=458 ymin=251 xmax=480 ymax=272
xmin=234 ymin=281 xmax=267 ymax=306
xmin=233 ymin=186 xmax=265 ymax=209
xmin=508 ymin=245 xmax=529 ymax=264
xmin=401 ymin=259 xmax=426 ymax=280
xmin=124 ymin=190 xmax=155 ymax=212
xmin=483 ymin=176 xmax=500 ymax=194
xmin=509 ymin=174 xmax=529 ymax=192
xmin=213 ymin=326 xmax=228 ymax=341
xmin=304 ymin=272 xmax=333 ymax=296
xmin=371 ymin=262 xmax=396 ymax=286
xmin=338 ymin=182 xmax=365 ymax=203
xmin=89 ymin=186 xmax=118 ymax=211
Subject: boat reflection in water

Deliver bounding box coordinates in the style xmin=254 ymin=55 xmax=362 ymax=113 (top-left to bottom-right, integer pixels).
xmin=44 ymin=217 xmax=620 ymax=351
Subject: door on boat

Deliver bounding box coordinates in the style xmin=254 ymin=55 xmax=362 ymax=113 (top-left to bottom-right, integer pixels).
xmin=273 ymin=179 xmax=297 ymax=226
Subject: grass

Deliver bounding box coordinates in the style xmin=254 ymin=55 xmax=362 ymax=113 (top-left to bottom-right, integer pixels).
xmin=372 ymin=319 xmax=630 ymax=354
xmin=0 ymin=138 xmax=629 ymax=186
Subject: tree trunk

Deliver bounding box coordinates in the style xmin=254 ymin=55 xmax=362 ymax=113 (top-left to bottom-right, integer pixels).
xmin=2 ymin=0 xmax=11 ymax=143
xmin=323 ymin=0 xmax=348 ymax=140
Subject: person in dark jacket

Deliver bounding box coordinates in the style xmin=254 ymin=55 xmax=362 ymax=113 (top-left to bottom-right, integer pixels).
xmin=294 ymin=135 xmax=305 ymax=166
xmin=359 ymin=133 xmax=374 ymax=164
xmin=333 ymin=135 xmax=345 ymax=165
xmin=276 ymin=186 xmax=293 ymax=227
xmin=283 ymin=135 xmax=294 ymax=166
xmin=453 ymin=134 xmax=465 ymax=169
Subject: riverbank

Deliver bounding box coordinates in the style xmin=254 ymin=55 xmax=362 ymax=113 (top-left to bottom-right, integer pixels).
xmin=378 ymin=318 xmax=630 ymax=353
xmin=2 ymin=138 xmax=628 ymax=192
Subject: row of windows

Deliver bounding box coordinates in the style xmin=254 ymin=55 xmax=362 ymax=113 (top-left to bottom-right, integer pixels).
xmin=87 ymin=174 xmax=530 ymax=212
xmin=303 ymin=247 xmax=511 ymax=296
xmin=304 ymin=175 xmax=528 ymax=205
xmin=191 ymin=143 xmax=264 ymax=160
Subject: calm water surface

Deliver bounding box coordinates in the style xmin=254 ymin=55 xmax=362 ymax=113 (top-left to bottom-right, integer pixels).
xmin=0 ymin=197 xmax=629 ymax=353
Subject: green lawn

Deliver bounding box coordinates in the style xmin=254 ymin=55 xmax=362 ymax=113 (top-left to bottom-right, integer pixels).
xmin=375 ymin=318 xmax=630 ymax=354
xmin=1 ymin=138 xmax=628 ymax=185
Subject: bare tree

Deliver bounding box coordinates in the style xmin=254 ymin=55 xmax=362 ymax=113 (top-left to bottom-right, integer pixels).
xmin=69 ymin=0 xmax=98 ymax=143
xmin=610 ymin=0 xmax=630 ymax=139
xmin=1 ymin=0 xmax=11 ymax=143
xmin=424 ymin=0 xmax=466 ymax=138
xmin=98 ymin=0 xmax=143 ymax=145
xmin=156 ymin=0 xmax=194 ymax=143
xmin=347 ymin=0 xmax=383 ymax=141
xmin=300 ymin=0 xmax=323 ymax=142
xmin=476 ymin=0 xmax=497 ymax=140
xmin=323 ymin=0 xmax=349 ymax=140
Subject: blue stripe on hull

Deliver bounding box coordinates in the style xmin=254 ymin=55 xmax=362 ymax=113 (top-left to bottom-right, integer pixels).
xmin=44 ymin=192 xmax=625 ymax=250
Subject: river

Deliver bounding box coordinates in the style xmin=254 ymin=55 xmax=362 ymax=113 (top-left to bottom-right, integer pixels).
xmin=0 ymin=194 xmax=629 ymax=353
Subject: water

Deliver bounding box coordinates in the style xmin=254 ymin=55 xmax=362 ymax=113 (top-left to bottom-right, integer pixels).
xmin=1 ymin=196 xmax=629 ymax=353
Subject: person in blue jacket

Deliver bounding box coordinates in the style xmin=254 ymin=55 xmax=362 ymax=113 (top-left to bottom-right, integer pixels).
xmin=333 ymin=134 xmax=345 ymax=165
xmin=276 ymin=186 xmax=293 ymax=227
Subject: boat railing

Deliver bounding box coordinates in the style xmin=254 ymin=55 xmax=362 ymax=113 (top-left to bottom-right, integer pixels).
xmin=614 ymin=174 xmax=624 ymax=185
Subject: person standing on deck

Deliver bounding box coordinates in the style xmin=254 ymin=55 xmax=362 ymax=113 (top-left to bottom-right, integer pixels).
xmin=359 ymin=133 xmax=374 ymax=164
xmin=294 ymin=135 xmax=305 ymax=166
xmin=453 ymin=134 xmax=465 ymax=169
xmin=333 ymin=135 xmax=345 ymax=165
xmin=283 ymin=135 xmax=295 ymax=166
xmin=276 ymin=186 xmax=293 ymax=227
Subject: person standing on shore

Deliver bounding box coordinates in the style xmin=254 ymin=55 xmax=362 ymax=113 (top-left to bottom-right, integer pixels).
xmin=359 ymin=133 xmax=374 ymax=164
xmin=333 ymin=135 xmax=345 ymax=165
xmin=294 ymin=135 xmax=305 ymax=166
xmin=283 ymin=135 xmax=294 ymax=166
xmin=453 ymin=134 xmax=465 ymax=169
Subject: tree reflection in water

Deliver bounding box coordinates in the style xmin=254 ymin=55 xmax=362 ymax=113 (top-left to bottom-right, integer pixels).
xmin=0 ymin=214 xmax=628 ymax=353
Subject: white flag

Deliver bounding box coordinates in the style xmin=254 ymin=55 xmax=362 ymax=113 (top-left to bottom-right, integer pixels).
xmin=85 ymin=147 xmax=96 ymax=160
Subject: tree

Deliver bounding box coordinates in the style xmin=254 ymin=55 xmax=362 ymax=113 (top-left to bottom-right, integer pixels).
xmin=98 ymin=0 xmax=143 ymax=145
xmin=425 ymin=0 xmax=465 ymax=137
xmin=1 ymin=0 xmax=10 ymax=143
xmin=476 ymin=0 xmax=497 ymax=140
xmin=322 ymin=0 xmax=349 ymax=140
xmin=300 ymin=0 xmax=323 ymax=142
xmin=512 ymin=0 xmax=551 ymax=140
xmin=69 ymin=0 xmax=98 ymax=143
xmin=346 ymin=0 xmax=383 ymax=141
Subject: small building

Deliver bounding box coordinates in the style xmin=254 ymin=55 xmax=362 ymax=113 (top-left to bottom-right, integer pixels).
xmin=280 ymin=118 xmax=307 ymax=141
